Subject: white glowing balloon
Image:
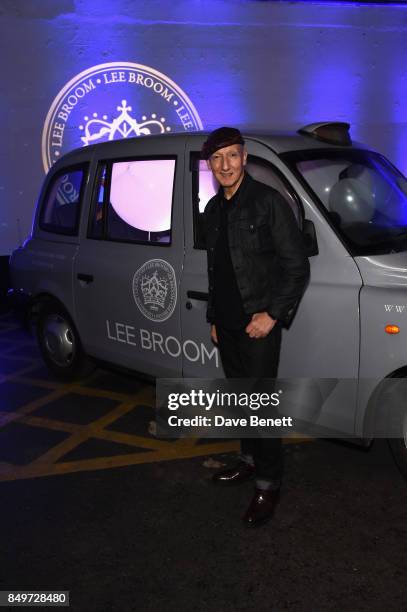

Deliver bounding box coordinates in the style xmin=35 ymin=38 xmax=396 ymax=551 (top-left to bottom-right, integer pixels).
xmin=110 ymin=160 xmax=175 ymax=232
xmin=328 ymin=163 xmax=407 ymax=226
xmin=329 ymin=176 xmax=375 ymax=223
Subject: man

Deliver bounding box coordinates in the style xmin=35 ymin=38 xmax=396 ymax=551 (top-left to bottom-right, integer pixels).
xmin=202 ymin=127 xmax=310 ymax=526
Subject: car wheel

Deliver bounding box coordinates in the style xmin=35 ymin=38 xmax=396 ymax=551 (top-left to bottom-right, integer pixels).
xmin=37 ymin=301 xmax=95 ymax=382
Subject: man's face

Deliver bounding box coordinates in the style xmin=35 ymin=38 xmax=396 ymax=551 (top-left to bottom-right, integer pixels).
xmin=207 ymin=144 xmax=247 ymax=190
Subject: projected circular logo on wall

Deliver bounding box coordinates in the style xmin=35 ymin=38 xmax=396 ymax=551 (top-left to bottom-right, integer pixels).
xmin=42 ymin=61 xmax=203 ymax=172
xmin=132 ymin=259 xmax=177 ymax=322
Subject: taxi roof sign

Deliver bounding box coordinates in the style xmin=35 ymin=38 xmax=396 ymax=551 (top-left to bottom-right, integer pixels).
xmin=298 ymin=122 xmax=352 ymax=146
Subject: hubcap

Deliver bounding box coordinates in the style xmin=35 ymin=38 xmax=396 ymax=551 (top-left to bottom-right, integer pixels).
xmin=42 ymin=314 xmax=75 ymax=367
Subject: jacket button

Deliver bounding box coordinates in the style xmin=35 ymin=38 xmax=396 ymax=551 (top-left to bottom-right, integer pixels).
xmin=210 ymin=247 xmax=214 ymax=251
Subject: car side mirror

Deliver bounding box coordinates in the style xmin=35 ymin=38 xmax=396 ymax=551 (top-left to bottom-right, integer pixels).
xmin=302 ymin=219 xmax=319 ymax=257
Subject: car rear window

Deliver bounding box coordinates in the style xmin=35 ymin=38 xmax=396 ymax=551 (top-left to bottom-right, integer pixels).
xmin=39 ymin=165 xmax=88 ymax=235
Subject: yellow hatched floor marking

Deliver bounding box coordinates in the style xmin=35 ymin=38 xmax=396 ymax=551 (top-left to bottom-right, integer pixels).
xmin=0 ymin=372 xmax=313 ymax=482
xmin=28 ymin=387 xmax=154 ymax=465
xmin=29 ymin=402 xmax=140 ymax=466
xmin=9 ymin=373 xmax=155 ymax=404
xmin=0 ymin=389 xmax=72 ymax=428
xmin=0 ymin=325 xmax=313 ymax=482
xmin=0 ymin=362 xmax=43 ymax=386
xmin=0 ymin=441 xmax=239 ymax=481
xmin=18 ymin=414 xmax=169 ymax=451
xmin=0 ymin=436 xmax=313 ymax=482
xmin=6 ymin=375 xmax=67 ymax=390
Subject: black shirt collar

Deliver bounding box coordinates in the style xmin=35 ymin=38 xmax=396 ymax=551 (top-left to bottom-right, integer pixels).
xmin=220 ymin=171 xmax=248 ymax=207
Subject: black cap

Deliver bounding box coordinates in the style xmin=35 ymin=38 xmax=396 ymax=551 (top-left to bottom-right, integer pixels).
xmin=201 ymin=127 xmax=245 ymax=160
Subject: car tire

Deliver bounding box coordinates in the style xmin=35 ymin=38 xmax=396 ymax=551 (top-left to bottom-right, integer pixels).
xmin=36 ymin=301 xmax=95 ymax=382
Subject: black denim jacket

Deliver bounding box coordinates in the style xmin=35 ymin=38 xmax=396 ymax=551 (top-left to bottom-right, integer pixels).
xmin=203 ymin=172 xmax=310 ymax=326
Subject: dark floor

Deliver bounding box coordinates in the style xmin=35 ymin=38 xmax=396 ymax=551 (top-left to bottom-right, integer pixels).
xmin=1 ymin=308 xmax=407 ymax=611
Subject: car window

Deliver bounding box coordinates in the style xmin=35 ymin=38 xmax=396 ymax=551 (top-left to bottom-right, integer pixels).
xmin=89 ymin=158 xmax=175 ymax=245
xmin=39 ymin=166 xmax=87 ymax=235
xmin=192 ymin=155 xmax=302 ymax=250
xmin=286 ymin=149 xmax=407 ymax=256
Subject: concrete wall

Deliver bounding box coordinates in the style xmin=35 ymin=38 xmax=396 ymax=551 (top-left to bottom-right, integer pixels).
xmin=1 ymin=0 xmax=406 ymax=255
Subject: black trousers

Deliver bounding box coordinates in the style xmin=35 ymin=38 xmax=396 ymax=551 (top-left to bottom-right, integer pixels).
xmin=216 ymin=324 xmax=284 ymax=482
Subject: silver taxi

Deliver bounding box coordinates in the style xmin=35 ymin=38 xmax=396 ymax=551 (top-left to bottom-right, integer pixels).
xmin=8 ymin=122 xmax=407 ymax=478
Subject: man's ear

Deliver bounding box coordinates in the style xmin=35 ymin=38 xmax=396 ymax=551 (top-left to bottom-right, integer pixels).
xmin=206 ymin=159 xmax=212 ymax=170
xmin=243 ymin=146 xmax=248 ymax=166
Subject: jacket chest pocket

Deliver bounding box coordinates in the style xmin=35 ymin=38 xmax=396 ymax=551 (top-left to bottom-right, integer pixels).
xmin=239 ymin=217 xmax=272 ymax=252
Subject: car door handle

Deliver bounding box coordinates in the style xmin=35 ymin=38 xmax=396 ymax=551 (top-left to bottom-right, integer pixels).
xmin=77 ymin=273 xmax=94 ymax=284
xmin=187 ymin=291 xmax=208 ymax=301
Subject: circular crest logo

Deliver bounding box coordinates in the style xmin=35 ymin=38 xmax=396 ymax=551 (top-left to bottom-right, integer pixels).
xmin=132 ymin=259 xmax=177 ymax=322
xmin=42 ymin=61 xmax=203 ymax=172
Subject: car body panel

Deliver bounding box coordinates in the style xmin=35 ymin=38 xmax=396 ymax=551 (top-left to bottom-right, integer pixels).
xmin=8 ymin=128 xmax=407 ymax=441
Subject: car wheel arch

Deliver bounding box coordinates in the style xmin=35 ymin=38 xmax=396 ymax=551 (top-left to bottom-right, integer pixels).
xmin=362 ymin=367 xmax=407 ymax=481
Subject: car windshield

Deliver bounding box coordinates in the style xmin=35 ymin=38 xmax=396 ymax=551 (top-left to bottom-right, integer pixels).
xmin=284 ymin=149 xmax=407 ymax=255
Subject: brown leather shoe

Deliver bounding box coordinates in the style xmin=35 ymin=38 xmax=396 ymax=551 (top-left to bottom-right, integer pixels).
xmin=242 ymin=488 xmax=280 ymax=526
xmin=212 ymin=461 xmax=255 ymax=485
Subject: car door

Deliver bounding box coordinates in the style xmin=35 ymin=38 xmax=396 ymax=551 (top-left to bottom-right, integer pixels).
xmin=181 ymin=136 xmax=361 ymax=436
xmin=180 ymin=135 xmax=304 ymax=378
xmin=74 ymin=137 xmax=186 ymax=378
xmin=28 ymin=163 xmax=90 ymax=320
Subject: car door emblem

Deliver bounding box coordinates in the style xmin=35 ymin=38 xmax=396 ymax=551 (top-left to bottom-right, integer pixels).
xmin=133 ymin=259 xmax=177 ymax=322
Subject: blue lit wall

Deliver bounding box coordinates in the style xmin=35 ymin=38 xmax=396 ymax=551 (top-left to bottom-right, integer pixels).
xmin=1 ymin=0 xmax=406 ymax=254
